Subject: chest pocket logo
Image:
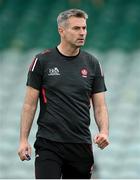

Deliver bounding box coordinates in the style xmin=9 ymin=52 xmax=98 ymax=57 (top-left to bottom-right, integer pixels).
xmin=80 ymin=68 xmax=88 ymax=78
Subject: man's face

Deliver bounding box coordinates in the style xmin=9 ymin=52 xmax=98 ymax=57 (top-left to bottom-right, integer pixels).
xmin=59 ymin=17 xmax=87 ymax=47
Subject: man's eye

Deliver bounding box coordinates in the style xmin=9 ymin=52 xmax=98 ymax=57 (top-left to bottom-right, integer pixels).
xmin=73 ymin=27 xmax=79 ymax=30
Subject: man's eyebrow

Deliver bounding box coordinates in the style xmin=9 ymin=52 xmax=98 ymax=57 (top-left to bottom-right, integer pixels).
xmin=72 ymin=25 xmax=87 ymax=28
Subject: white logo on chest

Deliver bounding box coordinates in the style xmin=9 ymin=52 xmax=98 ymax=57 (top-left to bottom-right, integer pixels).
xmin=48 ymin=67 xmax=60 ymax=76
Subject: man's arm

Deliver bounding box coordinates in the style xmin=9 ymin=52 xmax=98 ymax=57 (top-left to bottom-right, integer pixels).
xmin=92 ymin=92 xmax=109 ymax=149
xmin=18 ymin=86 xmax=39 ymax=161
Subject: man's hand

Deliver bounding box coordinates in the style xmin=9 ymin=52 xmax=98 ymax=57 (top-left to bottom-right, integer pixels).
xmin=94 ymin=133 xmax=109 ymax=149
xmin=18 ymin=141 xmax=32 ymax=161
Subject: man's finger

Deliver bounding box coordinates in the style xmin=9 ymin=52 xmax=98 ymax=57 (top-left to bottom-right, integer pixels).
xmin=97 ymin=138 xmax=108 ymax=145
xmin=98 ymin=141 xmax=109 ymax=149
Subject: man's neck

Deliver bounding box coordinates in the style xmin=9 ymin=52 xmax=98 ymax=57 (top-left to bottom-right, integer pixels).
xmin=57 ymin=44 xmax=80 ymax=57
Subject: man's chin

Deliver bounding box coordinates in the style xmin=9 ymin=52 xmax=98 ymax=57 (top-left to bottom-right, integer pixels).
xmin=76 ymin=42 xmax=85 ymax=47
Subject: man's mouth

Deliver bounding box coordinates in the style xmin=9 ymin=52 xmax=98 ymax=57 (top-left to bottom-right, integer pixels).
xmin=77 ymin=39 xmax=85 ymax=41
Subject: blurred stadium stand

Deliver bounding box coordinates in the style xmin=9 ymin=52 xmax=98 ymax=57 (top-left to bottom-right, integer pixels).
xmin=0 ymin=0 xmax=140 ymax=178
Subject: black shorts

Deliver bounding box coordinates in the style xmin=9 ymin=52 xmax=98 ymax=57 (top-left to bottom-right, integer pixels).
xmin=34 ymin=137 xmax=94 ymax=179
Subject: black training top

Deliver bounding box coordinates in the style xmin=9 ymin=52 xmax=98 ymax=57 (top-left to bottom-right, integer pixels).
xmin=27 ymin=47 xmax=107 ymax=144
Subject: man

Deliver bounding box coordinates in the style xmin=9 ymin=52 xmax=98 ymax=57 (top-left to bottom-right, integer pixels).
xmin=18 ymin=9 xmax=109 ymax=179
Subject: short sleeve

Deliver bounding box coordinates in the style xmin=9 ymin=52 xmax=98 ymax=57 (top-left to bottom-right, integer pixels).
xmin=26 ymin=56 xmax=43 ymax=90
xmin=92 ymin=61 xmax=107 ymax=94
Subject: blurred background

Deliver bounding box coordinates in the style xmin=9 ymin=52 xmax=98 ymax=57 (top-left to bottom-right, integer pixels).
xmin=0 ymin=0 xmax=140 ymax=178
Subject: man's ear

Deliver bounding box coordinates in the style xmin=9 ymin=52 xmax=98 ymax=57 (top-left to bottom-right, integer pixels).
xmin=58 ymin=26 xmax=64 ymax=37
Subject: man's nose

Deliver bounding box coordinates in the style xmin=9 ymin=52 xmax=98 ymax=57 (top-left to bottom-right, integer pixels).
xmin=80 ymin=28 xmax=86 ymax=35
